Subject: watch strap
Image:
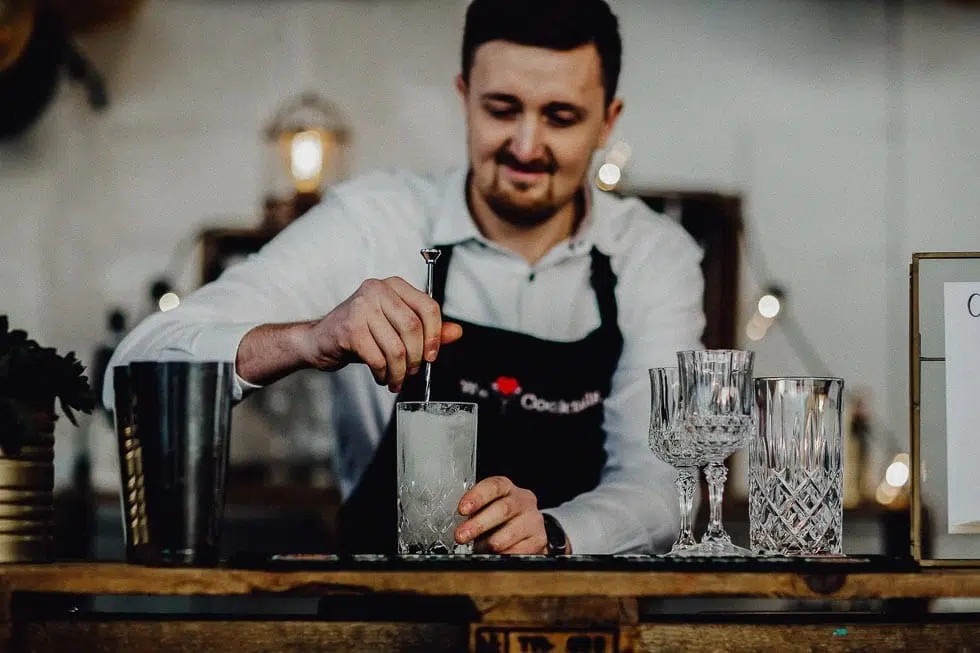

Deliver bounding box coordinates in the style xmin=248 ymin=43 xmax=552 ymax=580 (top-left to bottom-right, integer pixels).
xmin=541 ymin=513 xmax=567 ymax=556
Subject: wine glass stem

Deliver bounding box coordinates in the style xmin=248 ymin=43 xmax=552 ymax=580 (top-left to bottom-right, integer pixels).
xmin=704 ymin=462 xmax=729 ymax=542
xmin=675 ymin=466 xmax=697 ymax=547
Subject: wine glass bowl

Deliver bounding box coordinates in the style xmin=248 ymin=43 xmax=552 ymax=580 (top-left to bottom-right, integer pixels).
xmin=677 ymin=349 xmax=755 ymax=556
xmin=648 ymin=367 xmax=699 ymax=555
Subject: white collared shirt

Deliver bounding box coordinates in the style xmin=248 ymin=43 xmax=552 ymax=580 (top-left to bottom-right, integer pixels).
xmin=106 ymin=167 xmax=705 ymax=554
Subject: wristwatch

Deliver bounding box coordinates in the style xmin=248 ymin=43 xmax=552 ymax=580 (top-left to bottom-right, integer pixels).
xmin=541 ymin=514 xmax=568 ymax=556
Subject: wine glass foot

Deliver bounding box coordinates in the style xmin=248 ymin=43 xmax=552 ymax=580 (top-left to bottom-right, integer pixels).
xmin=666 ymin=538 xmax=700 ymax=556
xmin=666 ymin=544 xmax=704 ymax=557
xmin=698 ymin=538 xmax=754 ymax=557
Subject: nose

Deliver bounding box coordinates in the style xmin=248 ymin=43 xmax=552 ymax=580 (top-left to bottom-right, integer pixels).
xmin=510 ymin=117 xmax=543 ymax=162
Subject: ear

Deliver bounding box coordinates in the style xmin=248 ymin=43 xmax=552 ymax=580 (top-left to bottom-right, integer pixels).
xmin=455 ymin=74 xmax=469 ymax=104
xmin=597 ymin=98 xmax=624 ymax=150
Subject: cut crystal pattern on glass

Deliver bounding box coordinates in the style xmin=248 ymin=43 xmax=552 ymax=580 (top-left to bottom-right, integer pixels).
xmin=684 ymin=414 xmax=754 ymax=462
xmin=398 ymin=475 xmax=473 ymax=555
xmin=749 ymin=468 xmax=843 ymax=556
xmin=396 ymin=402 xmax=477 ymax=555
xmin=677 ymin=349 xmax=756 ymax=556
xmin=649 ymin=367 xmax=699 ymax=555
xmin=749 ymin=377 xmax=844 ymax=557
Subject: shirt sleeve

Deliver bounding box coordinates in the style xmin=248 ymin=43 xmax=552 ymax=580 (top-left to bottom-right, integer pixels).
xmin=103 ymin=172 xmax=426 ymax=409
xmin=543 ymin=216 xmax=706 ymax=554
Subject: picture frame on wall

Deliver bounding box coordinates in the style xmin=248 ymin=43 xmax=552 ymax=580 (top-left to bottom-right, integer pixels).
xmin=910 ymin=252 xmax=980 ymax=566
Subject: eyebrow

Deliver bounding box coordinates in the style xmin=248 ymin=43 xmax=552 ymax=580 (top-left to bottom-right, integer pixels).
xmin=480 ymin=94 xmax=588 ymax=117
xmin=480 ymin=93 xmax=521 ymax=105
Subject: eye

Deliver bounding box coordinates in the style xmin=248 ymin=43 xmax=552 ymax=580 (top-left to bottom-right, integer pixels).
xmin=545 ymin=109 xmax=581 ymax=128
xmin=484 ymin=103 xmax=519 ymax=119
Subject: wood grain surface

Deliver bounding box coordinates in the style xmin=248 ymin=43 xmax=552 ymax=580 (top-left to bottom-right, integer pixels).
xmin=17 ymin=621 xmax=466 ymax=653
xmin=1 ymin=564 xmax=980 ymax=600
xmin=11 ymin=621 xmax=980 ymax=653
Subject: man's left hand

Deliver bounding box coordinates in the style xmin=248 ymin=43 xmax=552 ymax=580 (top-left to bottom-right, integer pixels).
xmin=454 ymin=476 xmax=547 ymax=554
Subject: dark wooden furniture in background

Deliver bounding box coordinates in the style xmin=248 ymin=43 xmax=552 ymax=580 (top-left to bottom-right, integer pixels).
xmin=632 ymin=190 xmax=743 ymax=350
xmin=199 ymin=226 xmax=277 ymax=286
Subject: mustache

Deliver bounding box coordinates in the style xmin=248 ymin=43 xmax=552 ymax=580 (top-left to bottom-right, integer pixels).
xmin=495 ymin=147 xmax=558 ymax=175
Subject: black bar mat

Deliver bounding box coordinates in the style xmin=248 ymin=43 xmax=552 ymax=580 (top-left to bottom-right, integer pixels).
xmin=224 ymin=552 xmax=918 ymax=573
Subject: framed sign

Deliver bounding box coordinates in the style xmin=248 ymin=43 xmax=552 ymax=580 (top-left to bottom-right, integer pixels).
xmin=910 ymin=252 xmax=980 ymax=565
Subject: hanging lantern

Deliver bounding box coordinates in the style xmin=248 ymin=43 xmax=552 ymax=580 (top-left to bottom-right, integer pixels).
xmin=0 ymin=0 xmax=35 ymax=73
xmin=262 ymin=92 xmax=350 ymax=232
xmin=47 ymin=0 xmax=146 ymax=34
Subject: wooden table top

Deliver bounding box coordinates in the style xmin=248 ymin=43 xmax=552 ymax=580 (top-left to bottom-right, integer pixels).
xmin=0 ymin=562 xmax=979 ymax=600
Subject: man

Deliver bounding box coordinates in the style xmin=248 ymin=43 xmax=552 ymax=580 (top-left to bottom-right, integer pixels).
xmin=106 ymin=0 xmax=705 ymax=555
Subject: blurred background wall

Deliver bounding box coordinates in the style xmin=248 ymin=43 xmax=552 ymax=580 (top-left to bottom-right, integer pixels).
xmin=1 ymin=0 xmax=979 ymax=500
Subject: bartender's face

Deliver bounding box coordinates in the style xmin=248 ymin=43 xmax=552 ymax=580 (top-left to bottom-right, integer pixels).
xmin=458 ymin=41 xmax=623 ymax=227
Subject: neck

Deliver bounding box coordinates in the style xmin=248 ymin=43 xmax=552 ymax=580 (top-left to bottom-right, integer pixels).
xmin=467 ymin=177 xmax=583 ymax=266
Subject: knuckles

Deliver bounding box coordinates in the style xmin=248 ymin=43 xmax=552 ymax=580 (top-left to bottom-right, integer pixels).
xmin=519 ymin=488 xmax=538 ymax=510
xmin=491 ymin=476 xmax=514 ymax=497
xmin=421 ymin=300 xmax=441 ymax=321
xmin=360 ymin=278 xmax=385 ymax=294
xmin=389 ymin=342 xmax=407 ymax=363
xmin=497 ymin=498 xmax=516 ymax=522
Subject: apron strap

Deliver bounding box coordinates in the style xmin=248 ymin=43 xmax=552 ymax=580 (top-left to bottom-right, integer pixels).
xmin=430 ymin=244 xmax=454 ymax=306
xmin=589 ymin=246 xmax=620 ymax=332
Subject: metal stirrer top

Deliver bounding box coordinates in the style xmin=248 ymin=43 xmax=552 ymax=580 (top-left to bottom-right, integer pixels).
xmin=420 ymin=248 xmax=442 ymax=402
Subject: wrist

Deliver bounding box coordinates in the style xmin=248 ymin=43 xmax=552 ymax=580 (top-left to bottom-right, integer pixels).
xmin=287 ymin=320 xmax=321 ymax=369
xmin=236 ymin=321 xmax=316 ymax=385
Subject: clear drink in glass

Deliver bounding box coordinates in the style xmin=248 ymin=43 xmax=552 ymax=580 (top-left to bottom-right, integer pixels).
xmin=396 ymin=401 xmax=478 ymax=555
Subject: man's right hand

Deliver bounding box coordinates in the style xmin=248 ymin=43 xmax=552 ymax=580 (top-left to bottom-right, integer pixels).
xmin=297 ymin=277 xmax=462 ymax=393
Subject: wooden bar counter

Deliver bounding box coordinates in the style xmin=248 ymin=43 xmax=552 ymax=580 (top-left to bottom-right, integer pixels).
xmin=0 ymin=557 xmax=978 ymax=652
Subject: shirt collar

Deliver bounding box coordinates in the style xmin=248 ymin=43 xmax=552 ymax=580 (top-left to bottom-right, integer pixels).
xmin=432 ymin=167 xmax=483 ymax=246
xmin=431 ymin=166 xmax=617 ymax=255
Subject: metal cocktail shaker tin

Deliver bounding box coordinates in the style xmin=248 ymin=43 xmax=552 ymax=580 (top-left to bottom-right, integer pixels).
xmin=113 ymin=361 xmax=234 ymax=566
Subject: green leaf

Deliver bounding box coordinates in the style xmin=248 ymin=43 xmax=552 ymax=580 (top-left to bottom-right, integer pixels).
xmin=0 ymin=314 xmax=95 ymax=432
xmin=60 ymin=399 xmax=78 ymax=427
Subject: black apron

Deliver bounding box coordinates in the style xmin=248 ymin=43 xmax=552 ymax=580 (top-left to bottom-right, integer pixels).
xmin=337 ymin=244 xmax=624 ymax=553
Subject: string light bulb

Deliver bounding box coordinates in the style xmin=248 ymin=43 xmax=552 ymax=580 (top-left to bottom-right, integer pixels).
xmin=596 ymin=163 xmax=621 ymax=191
xmin=884 ymin=452 xmax=910 ymax=488
xmin=745 ymin=285 xmax=785 ymax=342
xmin=158 ymin=292 xmax=180 ymax=312
xmin=595 ymin=140 xmax=632 ymax=192
xmin=758 ymin=293 xmax=782 ymax=319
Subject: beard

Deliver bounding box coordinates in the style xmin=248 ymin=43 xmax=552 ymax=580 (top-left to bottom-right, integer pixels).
xmin=480 ymin=146 xmax=564 ymax=228
xmin=484 ymin=178 xmax=558 ymax=227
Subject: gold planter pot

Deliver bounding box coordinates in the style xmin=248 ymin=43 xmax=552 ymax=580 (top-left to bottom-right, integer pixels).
xmin=0 ymin=405 xmax=56 ymax=563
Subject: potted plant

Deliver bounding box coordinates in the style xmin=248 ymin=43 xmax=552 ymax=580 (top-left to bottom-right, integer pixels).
xmin=0 ymin=315 xmax=95 ymax=562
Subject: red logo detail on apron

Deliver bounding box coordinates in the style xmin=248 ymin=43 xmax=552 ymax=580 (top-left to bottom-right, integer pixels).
xmin=492 ymin=376 xmax=522 ymax=416
xmin=492 ymin=376 xmax=521 ymax=396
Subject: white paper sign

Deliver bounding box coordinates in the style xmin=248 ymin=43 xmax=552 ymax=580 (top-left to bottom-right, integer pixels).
xmin=944 ymin=282 xmax=980 ymax=534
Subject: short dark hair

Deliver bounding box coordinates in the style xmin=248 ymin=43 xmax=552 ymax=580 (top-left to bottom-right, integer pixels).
xmin=461 ymin=0 xmax=622 ymax=106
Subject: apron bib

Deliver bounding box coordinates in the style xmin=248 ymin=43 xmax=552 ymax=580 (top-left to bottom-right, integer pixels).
xmin=338 ymin=245 xmax=623 ymax=552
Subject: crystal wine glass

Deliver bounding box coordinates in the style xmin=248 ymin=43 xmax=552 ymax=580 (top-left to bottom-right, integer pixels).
xmin=677 ymin=349 xmax=755 ymax=556
xmin=648 ymin=367 xmax=699 ymax=555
